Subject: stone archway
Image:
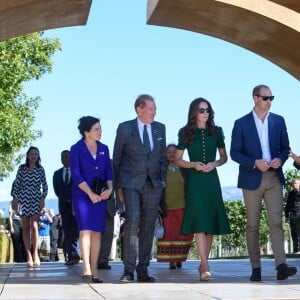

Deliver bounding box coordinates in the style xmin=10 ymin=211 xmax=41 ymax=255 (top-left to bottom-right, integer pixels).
xmin=1 ymin=1 xmax=299 ymax=80
xmin=147 ymin=0 xmax=300 ymax=80
xmin=0 ymin=0 xmax=92 ymax=42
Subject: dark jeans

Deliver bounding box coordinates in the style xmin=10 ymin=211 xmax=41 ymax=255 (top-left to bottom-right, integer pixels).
xmin=289 ymin=213 xmax=300 ymax=252
xmin=61 ymin=211 xmax=79 ymax=260
xmin=11 ymin=219 xmax=26 ymax=262
xmin=97 ymin=213 xmax=114 ymax=264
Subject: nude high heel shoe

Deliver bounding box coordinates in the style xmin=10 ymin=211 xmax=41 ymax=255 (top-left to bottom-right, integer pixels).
xmin=27 ymin=261 xmax=33 ymax=268
xmin=198 ymin=265 xmax=211 ymax=281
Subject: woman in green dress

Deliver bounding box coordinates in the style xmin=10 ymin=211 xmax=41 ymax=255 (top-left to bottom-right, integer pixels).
xmin=176 ymin=98 xmax=231 ymax=281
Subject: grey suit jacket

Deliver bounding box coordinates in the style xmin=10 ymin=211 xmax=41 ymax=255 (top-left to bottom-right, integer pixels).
xmin=113 ymin=118 xmax=167 ymax=190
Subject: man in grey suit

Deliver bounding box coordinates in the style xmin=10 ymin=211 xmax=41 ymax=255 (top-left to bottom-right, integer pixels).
xmin=113 ymin=94 xmax=167 ymax=283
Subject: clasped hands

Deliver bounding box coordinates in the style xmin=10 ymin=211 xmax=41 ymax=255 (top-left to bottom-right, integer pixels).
xmin=90 ymin=189 xmax=112 ymax=204
xmin=194 ymin=161 xmax=217 ymax=172
xmin=255 ymin=158 xmax=281 ymax=172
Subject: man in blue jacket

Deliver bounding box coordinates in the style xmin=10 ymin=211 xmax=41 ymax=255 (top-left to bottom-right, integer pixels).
xmin=230 ymin=84 xmax=297 ymax=281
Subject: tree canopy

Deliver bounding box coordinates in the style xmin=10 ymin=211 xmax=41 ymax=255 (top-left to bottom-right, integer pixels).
xmin=0 ymin=32 xmax=61 ymax=180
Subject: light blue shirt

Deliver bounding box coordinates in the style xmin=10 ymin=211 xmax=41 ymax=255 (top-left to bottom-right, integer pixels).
xmin=252 ymin=109 xmax=271 ymax=162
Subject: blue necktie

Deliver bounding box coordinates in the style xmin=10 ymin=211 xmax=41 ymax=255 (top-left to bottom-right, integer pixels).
xmin=143 ymin=125 xmax=151 ymax=154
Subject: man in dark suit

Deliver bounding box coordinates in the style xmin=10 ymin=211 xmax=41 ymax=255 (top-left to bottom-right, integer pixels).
xmin=53 ymin=150 xmax=80 ymax=265
xmin=230 ymin=84 xmax=297 ymax=281
xmin=113 ymin=94 xmax=167 ymax=283
xmin=97 ymin=187 xmax=123 ymax=269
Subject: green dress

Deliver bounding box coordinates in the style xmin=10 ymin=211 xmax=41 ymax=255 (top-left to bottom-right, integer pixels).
xmin=178 ymin=127 xmax=231 ymax=235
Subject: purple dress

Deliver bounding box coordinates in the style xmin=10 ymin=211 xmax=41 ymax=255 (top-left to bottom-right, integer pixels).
xmin=70 ymin=139 xmax=113 ymax=232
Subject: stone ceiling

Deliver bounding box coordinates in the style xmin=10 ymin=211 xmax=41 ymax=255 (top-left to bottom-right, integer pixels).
xmin=0 ymin=0 xmax=92 ymax=42
xmin=147 ymin=0 xmax=300 ymax=80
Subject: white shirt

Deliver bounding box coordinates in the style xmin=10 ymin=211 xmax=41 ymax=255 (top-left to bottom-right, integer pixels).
xmin=252 ymin=110 xmax=271 ymax=162
xmin=137 ymin=118 xmax=153 ymax=151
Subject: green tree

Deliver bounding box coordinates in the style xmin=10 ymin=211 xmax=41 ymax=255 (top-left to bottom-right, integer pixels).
xmin=222 ymin=200 xmax=247 ymax=255
xmin=213 ymin=200 xmax=270 ymax=257
xmin=0 ymin=32 xmax=61 ymax=180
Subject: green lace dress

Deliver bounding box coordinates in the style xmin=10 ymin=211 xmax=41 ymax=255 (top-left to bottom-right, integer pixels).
xmin=177 ymin=127 xmax=231 ymax=235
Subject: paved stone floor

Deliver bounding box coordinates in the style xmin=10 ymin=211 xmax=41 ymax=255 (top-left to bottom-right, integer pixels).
xmin=0 ymin=259 xmax=300 ymax=299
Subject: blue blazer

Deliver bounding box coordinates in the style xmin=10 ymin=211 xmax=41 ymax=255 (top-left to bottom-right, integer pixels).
xmin=230 ymin=112 xmax=289 ymax=190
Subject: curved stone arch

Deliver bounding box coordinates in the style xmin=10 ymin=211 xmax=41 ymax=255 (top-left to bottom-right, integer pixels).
xmin=147 ymin=0 xmax=300 ymax=80
xmin=0 ymin=0 xmax=92 ymax=42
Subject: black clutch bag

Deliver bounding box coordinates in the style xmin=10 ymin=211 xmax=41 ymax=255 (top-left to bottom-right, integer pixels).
xmin=92 ymin=177 xmax=108 ymax=195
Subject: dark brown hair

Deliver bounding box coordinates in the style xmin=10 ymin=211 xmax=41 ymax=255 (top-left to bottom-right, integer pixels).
xmin=78 ymin=116 xmax=99 ymax=136
xmin=24 ymin=146 xmax=41 ymax=168
xmin=178 ymin=97 xmax=216 ymax=145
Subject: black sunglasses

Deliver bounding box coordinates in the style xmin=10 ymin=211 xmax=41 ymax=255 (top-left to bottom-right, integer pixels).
xmin=256 ymin=95 xmax=275 ymax=101
xmin=198 ymin=108 xmax=210 ymax=114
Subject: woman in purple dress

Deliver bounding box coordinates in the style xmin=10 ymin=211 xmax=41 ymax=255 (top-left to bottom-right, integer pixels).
xmin=70 ymin=116 xmax=113 ymax=283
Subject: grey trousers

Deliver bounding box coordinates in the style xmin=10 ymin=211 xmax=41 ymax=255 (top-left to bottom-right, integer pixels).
xmin=122 ymin=179 xmax=162 ymax=274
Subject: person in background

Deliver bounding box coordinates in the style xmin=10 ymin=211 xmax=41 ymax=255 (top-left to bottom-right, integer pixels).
xmin=285 ymin=178 xmax=300 ymax=253
xmin=230 ymin=84 xmax=297 ymax=281
xmin=109 ymin=212 xmax=122 ymax=261
xmin=97 ymin=188 xmax=123 ymax=270
xmin=289 ymin=151 xmax=300 ymax=169
xmin=157 ymin=144 xmax=193 ymax=269
xmin=70 ymin=116 xmax=113 ymax=283
xmin=38 ymin=208 xmax=53 ymax=262
xmin=176 ymin=98 xmax=231 ymax=281
xmin=53 ymin=150 xmax=80 ymax=265
xmin=56 ymin=214 xmax=67 ymax=262
xmin=8 ymin=197 xmax=26 ymax=262
xmin=11 ymin=146 xmax=48 ymax=267
xmin=49 ymin=208 xmax=59 ymax=261
xmin=113 ymin=94 xmax=167 ymax=283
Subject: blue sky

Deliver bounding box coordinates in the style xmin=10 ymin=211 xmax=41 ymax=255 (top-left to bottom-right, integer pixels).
xmin=0 ymin=1 xmax=299 ymax=202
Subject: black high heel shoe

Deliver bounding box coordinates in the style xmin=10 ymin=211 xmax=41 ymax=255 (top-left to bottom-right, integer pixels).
xmin=82 ymin=275 xmax=92 ymax=283
xmin=92 ymin=277 xmax=103 ymax=283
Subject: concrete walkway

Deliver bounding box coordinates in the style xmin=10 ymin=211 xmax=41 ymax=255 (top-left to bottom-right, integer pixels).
xmin=0 ymin=259 xmax=300 ymax=299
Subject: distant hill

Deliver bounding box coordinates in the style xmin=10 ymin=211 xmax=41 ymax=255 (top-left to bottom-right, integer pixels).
xmin=0 ymin=186 xmax=243 ymax=218
xmin=0 ymin=198 xmax=59 ymax=218
xmin=222 ymin=186 xmax=243 ymax=201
